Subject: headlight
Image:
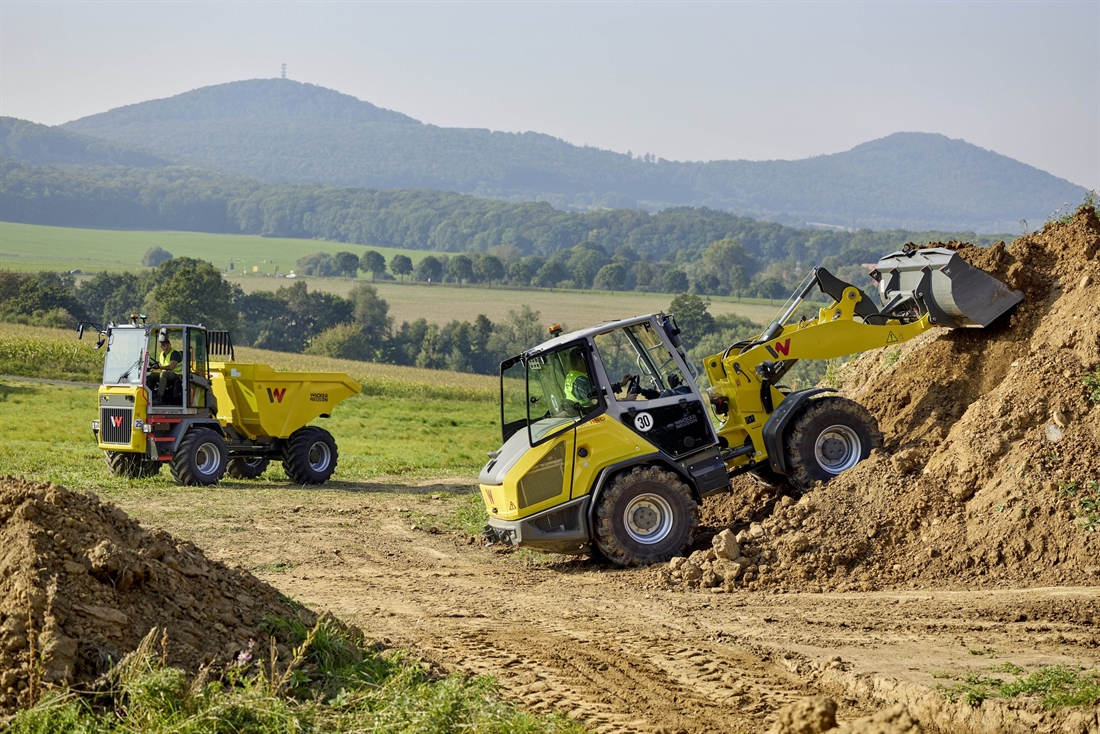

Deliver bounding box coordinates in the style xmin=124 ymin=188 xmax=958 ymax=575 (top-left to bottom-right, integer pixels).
xmin=91 ymin=420 xmax=100 ymax=431
xmin=142 ymin=424 xmax=153 ymax=434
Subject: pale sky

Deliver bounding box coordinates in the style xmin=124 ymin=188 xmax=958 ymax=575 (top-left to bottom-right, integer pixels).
xmin=2 ymin=1 xmax=1098 ymax=190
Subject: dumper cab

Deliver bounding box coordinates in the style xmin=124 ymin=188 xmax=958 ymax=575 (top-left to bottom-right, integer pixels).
xmin=480 ymin=313 xmax=728 ymax=563
xmin=84 ymin=316 xmax=360 ymax=486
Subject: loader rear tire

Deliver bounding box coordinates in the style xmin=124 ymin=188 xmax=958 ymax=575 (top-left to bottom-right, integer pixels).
xmin=227 ymin=457 xmax=270 ymax=480
xmin=282 ymin=427 xmax=338 ymax=485
xmin=104 ymin=451 xmax=161 ymax=478
xmin=594 ymin=466 xmax=698 ymax=567
xmin=170 ymin=427 xmax=228 ymax=486
xmin=785 ymin=396 xmax=882 ymax=492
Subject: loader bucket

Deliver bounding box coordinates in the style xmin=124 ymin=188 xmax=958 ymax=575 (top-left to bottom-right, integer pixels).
xmin=872 ymin=247 xmax=1023 ymax=328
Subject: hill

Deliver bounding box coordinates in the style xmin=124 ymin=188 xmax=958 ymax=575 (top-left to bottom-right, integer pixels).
xmin=0 ymin=116 xmax=168 ymax=167
xmin=62 ymin=78 xmax=1085 ymax=232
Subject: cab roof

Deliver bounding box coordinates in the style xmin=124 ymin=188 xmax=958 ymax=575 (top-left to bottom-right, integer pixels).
xmin=522 ymin=313 xmax=663 ymax=358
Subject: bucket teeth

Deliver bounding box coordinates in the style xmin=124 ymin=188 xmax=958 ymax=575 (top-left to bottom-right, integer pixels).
xmin=872 ymin=248 xmax=1023 ymax=328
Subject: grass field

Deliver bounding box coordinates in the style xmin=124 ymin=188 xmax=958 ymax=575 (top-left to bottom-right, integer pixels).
xmin=0 ymin=221 xmax=783 ymax=327
xmin=0 ymin=221 xmax=433 ymax=275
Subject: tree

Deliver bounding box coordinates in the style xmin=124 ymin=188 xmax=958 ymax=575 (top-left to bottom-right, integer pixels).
xmin=593 ymin=263 xmax=626 ymax=291
xmin=305 ymin=323 xmax=370 ymax=361
xmin=142 ymin=247 xmax=173 ymax=268
xmin=567 ymin=245 xmax=609 ymax=288
xmin=414 ymin=256 xmax=443 ymax=283
xmin=146 ymin=257 xmax=239 ymax=331
xmin=360 ymin=250 xmax=386 ymax=281
xmin=446 ymin=254 xmax=474 ymax=284
xmin=663 ymin=269 xmax=689 ymax=293
xmin=487 ymin=305 xmax=545 ymax=359
xmin=667 ymin=294 xmax=714 ymax=346
xmin=474 ymin=254 xmax=505 ymax=286
xmin=348 ymin=283 xmax=391 ymax=352
xmin=390 ymin=254 xmax=413 ymax=283
xmin=77 ymin=271 xmax=145 ymax=324
xmin=296 ymin=252 xmax=336 ymax=277
xmin=532 ymin=258 xmax=569 ymax=288
xmin=333 ymin=251 xmax=360 ymax=279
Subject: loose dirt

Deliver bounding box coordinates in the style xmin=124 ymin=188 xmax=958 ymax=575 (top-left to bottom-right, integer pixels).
xmin=670 ymin=208 xmax=1100 ymax=594
xmin=0 ymin=476 xmax=310 ymax=714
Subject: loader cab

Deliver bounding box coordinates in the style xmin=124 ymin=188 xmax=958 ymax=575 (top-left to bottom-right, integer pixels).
xmin=482 ymin=314 xmax=727 ymax=558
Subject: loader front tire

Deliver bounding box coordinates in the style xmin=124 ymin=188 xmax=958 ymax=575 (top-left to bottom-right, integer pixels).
xmin=227 ymin=457 xmax=270 ymax=480
xmin=104 ymin=451 xmax=161 ymax=478
xmin=282 ymin=427 xmax=338 ymax=485
xmin=170 ymin=427 xmax=228 ymax=486
xmin=594 ymin=466 xmax=698 ymax=567
xmin=785 ymin=396 xmax=882 ymax=492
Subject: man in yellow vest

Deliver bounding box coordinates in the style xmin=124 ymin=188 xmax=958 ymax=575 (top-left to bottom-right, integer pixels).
xmin=151 ymin=331 xmax=182 ymax=403
xmin=562 ymin=350 xmax=596 ymax=411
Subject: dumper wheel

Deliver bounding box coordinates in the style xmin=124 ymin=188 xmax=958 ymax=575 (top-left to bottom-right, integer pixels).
xmin=104 ymin=451 xmax=161 ymax=478
xmin=170 ymin=427 xmax=228 ymax=486
xmin=785 ymin=396 xmax=882 ymax=492
xmin=282 ymin=427 xmax=338 ymax=485
xmin=227 ymin=457 xmax=270 ymax=480
xmin=594 ymin=466 xmax=698 ymax=567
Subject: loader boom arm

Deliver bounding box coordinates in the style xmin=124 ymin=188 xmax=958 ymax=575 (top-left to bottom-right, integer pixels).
xmin=702 ymin=276 xmax=933 ymax=470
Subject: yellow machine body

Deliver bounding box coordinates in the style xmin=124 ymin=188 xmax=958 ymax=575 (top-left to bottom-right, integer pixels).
xmin=95 ymin=384 xmax=149 ymax=453
xmin=209 ymin=361 xmax=361 ymax=440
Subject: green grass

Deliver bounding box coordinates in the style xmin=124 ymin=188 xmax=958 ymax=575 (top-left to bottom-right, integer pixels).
xmin=936 ymin=664 xmax=1100 ymax=710
xmin=9 ymin=619 xmax=587 ymax=734
xmin=1084 ymin=366 xmax=1100 ymax=404
xmin=0 ymin=221 xmax=432 ymax=275
xmin=0 ymin=323 xmax=103 ymax=382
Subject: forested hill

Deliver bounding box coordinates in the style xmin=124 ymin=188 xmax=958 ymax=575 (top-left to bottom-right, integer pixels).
xmin=62 ymin=78 xmax=1084 ymax=232
xmin=0 ymin=117 xmax=168 ymax=167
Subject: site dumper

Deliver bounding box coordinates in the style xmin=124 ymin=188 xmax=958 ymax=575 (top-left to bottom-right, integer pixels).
xmin=84 ymin=317 xmax=360 ymax=486
xmin=479 ymin=246 xmax=1022 ymax=566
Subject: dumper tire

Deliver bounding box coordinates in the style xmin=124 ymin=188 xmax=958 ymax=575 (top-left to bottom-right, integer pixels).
xmin=282 ymin=427 xmax=338 ymax=485
xmin=104 ymin=451 xmax=161 ymax=478
xmin=170 ymin=427 xmax=228 ymax=486
xmin=784 ymin=396 xmax=882 ymax=492
xmin=227 ymin=457 xmax=270 ymax=480
xmin=594 ymin=466 xmax=698 ymax=567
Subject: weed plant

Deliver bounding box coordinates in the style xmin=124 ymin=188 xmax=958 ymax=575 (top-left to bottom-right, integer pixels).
xmin=936 ymin=664 xmax=1100 ymax=710
xmin=1083 ymin=366 xmax=1100 ymax=404
xmin=9 ymin=619 xmax=587 ymax=734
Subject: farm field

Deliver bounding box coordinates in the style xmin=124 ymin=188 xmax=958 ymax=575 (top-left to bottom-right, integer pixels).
xmin=0 ymin=221 xmax=782 ymax=327
xmin=0 ymin=221 xmax=432 ymax=275
xmin=233 ymin=277 xmax=781 ymax=328
xmin=3 ymin=376 xmax=1098 ymax=733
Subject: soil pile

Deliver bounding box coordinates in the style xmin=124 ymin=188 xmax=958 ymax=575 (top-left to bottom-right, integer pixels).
xmin=0 ymin=476 xmax=312 ymax=714
xmin=767 ymin=696 xmax=923 ymax=734
xmin=666 ymin=207 xmax=1100 ymax=592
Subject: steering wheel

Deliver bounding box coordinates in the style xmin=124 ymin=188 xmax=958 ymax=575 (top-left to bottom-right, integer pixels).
xmin=626 ymin=373 xmax=641 ymax=396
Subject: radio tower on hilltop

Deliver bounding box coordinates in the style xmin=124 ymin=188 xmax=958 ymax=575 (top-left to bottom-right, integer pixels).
xmin=281 ymin=63 xmax=287 ymax=79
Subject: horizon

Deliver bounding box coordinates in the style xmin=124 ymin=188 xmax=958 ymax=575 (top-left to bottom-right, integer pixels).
xmin=1 ymin=2 xmax=1096 ymax=190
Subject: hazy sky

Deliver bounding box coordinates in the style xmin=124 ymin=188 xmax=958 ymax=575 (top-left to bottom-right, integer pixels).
xmin=2 ymin=1 xmax=1098 ymax=189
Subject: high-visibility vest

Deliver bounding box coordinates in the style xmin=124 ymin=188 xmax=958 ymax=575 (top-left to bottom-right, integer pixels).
xmin=563 ymin=370 xmax=592 ymax=402
xmin=157 ymin=348 xmax=182 ymax=375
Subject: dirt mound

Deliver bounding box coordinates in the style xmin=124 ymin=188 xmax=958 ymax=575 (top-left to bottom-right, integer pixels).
xmin=0 ymin=476 xmax=311 ymax=713
xmin=666 ymin=208 xmax=1100 ymax=593
xmin=767 ymin=696 xmax=923 ymax=734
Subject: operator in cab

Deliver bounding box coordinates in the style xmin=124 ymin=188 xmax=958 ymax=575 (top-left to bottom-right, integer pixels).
xmin=150 ymin=330 xmax=182 ymax=403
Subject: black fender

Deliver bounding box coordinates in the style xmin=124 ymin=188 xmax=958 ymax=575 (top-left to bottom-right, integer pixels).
xmin=762 ymin=388 xmax=835 ymax=476
xmin=584 ymin=452 xmax=696 ymax=536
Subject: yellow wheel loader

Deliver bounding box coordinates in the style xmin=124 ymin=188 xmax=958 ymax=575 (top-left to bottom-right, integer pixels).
xmin=82 ymin=316 xmax=360 ymax=486
xmin=479 ymin=247 xmax=1022 ymax=565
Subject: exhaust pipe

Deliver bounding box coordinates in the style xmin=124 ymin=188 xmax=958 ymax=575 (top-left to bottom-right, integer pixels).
xmin=871 ymin=247 xmax=1023 ymax=328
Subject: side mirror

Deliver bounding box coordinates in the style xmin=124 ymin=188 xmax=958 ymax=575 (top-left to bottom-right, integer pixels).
xmin=77 ymin=324 xmax=85 ymax=340
xmin=95 ymin=337 xmax=105 ymax=350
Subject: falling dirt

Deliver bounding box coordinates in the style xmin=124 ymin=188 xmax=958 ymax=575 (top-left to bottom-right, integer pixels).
xmin=0 ymin=476 xmax=310 ymax=715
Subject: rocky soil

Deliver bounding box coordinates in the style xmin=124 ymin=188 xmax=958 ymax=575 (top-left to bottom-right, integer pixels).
xmin=0 ymin=476 xmax=310 ymax=714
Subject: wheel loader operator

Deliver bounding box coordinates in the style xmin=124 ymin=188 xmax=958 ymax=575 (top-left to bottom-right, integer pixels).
xmin=562 ymin=349 xmax=597 ymax=411
xmin=150 ymin=332 xmax=182 ymax=403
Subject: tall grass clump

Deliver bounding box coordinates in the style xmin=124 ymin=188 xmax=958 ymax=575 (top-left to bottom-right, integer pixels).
xmin=9 ymin=618 xmax=588 ymax=734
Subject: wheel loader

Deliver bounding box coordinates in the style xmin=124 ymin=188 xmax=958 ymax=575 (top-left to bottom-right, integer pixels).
xmin=479 ymin=247 xmax=1022 ymax=566
xmin=81 ymin=316 xmax=360 ymax=486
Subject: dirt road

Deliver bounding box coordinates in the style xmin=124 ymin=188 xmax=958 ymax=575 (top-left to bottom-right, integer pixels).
xmin=132 ymin=479 xmax=1099 ymax=734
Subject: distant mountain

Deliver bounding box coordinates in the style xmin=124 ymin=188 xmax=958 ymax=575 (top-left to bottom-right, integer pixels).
xmin=0 ymin=117 xmax=169 ymax=167
xmin=63 ymin=79 xmax=1085 ymax=232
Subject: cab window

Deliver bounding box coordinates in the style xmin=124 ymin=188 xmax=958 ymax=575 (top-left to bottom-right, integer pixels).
xmin=593 ymin=322 xmax=689 ymax=402
xmin=526 ymin=344 xmax=600 ymax=444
